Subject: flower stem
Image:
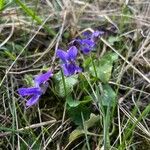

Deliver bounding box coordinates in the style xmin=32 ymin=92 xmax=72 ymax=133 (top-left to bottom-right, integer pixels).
xmin=61 ymin=69 xmax=67 ymax=96
xmin=90 ymin=54 xmax=98 ymax=78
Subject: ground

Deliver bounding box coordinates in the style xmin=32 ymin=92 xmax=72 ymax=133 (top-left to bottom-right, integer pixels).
xmin=0 ymin=0 xmax=150 ymax=150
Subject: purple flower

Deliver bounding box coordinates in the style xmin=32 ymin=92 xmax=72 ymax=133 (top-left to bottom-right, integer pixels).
xmin=72 ymin=30 xmax=105 ymax=54
xmin=76 ymin=39 xmax=95 ymax=54
xmin=18 ymin=71 xmax=53 ymax=107
xmin=34 ymin=71 xmax=53 ymax=87
xmin=18 ymin=87 xmax=42 ymax=107
xmin=26 ymin=94 xmax=41 ymax=107
xmin=18 ymin=87 xmax=42 ymax=96
xmin=82 ymin=30 xmax=104 ymax=41
xmin=57 ymin=46 xmax=82 ymax=76
xmin=91 ymin=30 xmax=105 ymax=40
xmin=62 ymin=63 xmax=82 ymax=76
xmin=57 ymin=46 xmax=77 ymax=63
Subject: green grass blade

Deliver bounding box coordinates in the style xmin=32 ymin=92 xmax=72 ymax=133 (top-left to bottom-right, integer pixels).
xmin=81 ymin=112 xmax=91 ymax=150
xmin=119 ymin=103 xmax=150 ymax=149
xmin=103 ymin=106 xmax=111 ymax=150
xmin=15 ymin=0 xmax=56 ymax=36
xmin=0 ymin=0 xmax=4 ymax=10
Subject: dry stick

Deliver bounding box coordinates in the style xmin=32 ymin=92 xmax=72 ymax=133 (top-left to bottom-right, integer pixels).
xmin=0 ymin=13 xmax=53 ymax=87
xmin=110 ymin=119 xmax=130 ymax=150
xmin=43 ymin=120 xmax=68 ymax=150
xmin=0 ymin=20 xmax=14 ymax=48
xmin=124 ymin=29 xmax=150 ymax=71
xmin=119 ymin=105 xmax=150 ymax=137
xmin=0 ymin=120 xmax=56 ymax=137
xmin=0 ymin=22 xmax=46 ymax=35
xmin=37 ymin=106 xmax=46 ymax=147
xmin=117 ymin=105 xmax=122 ymax=145
xmin=109 ymin=81 xmax=150 ymax=95
xmin=50 ymin=11 xmax=67 ymax=68
xmin=101 ymin=38 xmax=150 ymax=84
xmin=8 ymin=69 xmax=42 ymax=74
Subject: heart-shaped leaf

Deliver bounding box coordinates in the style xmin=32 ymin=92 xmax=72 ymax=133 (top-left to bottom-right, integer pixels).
xmin=67 ymin=104 xmax=90 ymax=125
xmin=100 ymin=84 xmax=116 ymax=107
xmin=69 ymin=113 xmax=100 ymax=142
xmin=56 ymin=75 xmax=78 ymax=97
xmin=90 ymin=52 xmax=118 ymax=83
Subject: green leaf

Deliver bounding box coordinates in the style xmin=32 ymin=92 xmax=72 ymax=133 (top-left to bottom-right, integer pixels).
xmin=67 ymin=104 xmax=90 ymax=125
xmin=84 ymin=113 xmax=100 ymax=129
xmin=57 ymin=75 xmax=78 ymax=97
xmin=69 ymin=129 xmax=85 ymax=143
xmin=81 ymin=96 xmax=92 ymax=104
xmin=83 ymin=57 xmax=92 ymax=68
xmin=108 ymin=36 xmax=120 ymax=45
xmin=53 ymin=71 xmax=62 ymax=82
xmin=69 ymin=114 xmax=100 ymax=142
xmin=66 ymin=95 xmax=92 ymax=107
xmin=98 ymin=61 xmax=112 ymax=83
xmin=90 ymin=52 xmax=118 ymax=83
xmin=67 ymin=96 xmax=81 ymax=107
xmin=100 ymin=84 xmax=116 ymax=107
xmin=108 ymin=52 xmax=118 ymax=62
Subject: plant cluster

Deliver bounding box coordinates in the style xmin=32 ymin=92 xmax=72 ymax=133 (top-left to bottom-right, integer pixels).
xmin=17 ymin=29 xmax=120 ymax=149
xmin=18 ymin=30 xmax=105 ymax=107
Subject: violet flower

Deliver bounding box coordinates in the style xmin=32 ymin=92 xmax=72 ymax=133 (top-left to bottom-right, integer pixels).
xmin=18 ymin=71 xmax=53 ymax=107
xmin=76 ymin=39 xmax=95 ymax=54
xmin=57 ymin=46 xmax=82 ymax=76
xmin=82 ymin=30 xmax=104 ymax=41
xmin=34 ymin=71 xmax=53 ymax=87
xmin=62 ymin=63 xmax=82 ymax=77
xmin=57 ymin=46 xmax=77 ymax=63
xmin=72 ymin=30 xmax=104 ymax=54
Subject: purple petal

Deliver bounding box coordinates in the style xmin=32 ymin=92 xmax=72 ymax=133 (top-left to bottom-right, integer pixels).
xmin=81 ymin=46 xmax=91 ymax=54
xmin=75 ymin=66 xmax=82 ymax=73
xmin=34 ymin=71 xmax=53 ymax=87
xmin=98 ymin=30 xmax=105 ymax=35
xmin=82 ymin=31 xmax=92 ymax=39
xmin=78 ymin=39 xmax=95 ymax=47
xmin=83 ymin=39 xmax=95 ymax=47
xmin=62 ymin=63 xmax=82 ymax=76
xmin=92 ymin=30 xmax=100 ymax=38
xmin=26 ymin=94 xmax=41 ymax=107
xmin=18 ymin=87 xmax=42 ymax=97
xmin=68 ymin=46 xmax=78 ymax=61
xmin=57 ymin=49 xmax=68 ymax=63
xmin=62 ymin=64 xmax=70 ymax=76
xmin=62 ymin=63 xmax=76 ymax=76
xmin=78 ymin=39 xmax=95 ymax=54
xmin=91 ymin=30 xmax=105 ymax=40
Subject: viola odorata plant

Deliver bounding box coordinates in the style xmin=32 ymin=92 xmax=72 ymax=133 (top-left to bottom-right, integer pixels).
xmin=18 ymin=29 xmax=105 ymax=107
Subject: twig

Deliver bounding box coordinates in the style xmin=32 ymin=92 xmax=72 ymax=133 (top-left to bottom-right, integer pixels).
xmin=0 ymin=120 xmax=56 ymax=137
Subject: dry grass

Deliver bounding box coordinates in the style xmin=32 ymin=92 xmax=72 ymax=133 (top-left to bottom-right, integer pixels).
xmin=0 ymin=0 xmax=150 ymax=149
